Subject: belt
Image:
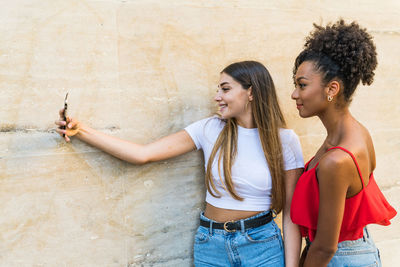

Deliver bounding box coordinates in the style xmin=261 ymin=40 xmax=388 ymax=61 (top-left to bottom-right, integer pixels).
xmin=199 ymin=211 xmax=272 ymax=232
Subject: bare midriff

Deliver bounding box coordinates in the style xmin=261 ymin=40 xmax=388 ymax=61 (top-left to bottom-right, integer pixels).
xmin=203 ymin=203 xmax=265 ymax=223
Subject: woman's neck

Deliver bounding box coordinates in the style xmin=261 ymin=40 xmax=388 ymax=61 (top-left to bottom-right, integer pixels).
xmin=236 ymin=112 xmax=256 ymax=129
xmin=319 ymin=106 xmax=352 ymax=146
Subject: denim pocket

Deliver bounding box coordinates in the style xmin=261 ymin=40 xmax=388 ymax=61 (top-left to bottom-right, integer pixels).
xmin=335 ymin=248 xmax=377 ymax=256
xmin=194 ymin=227 xmax=210 ymax=244
xmin=242 ymin=223 xmax=284 ymax=266
xmin=245 ymin=224 xmax=279 ymax=244
xmin=350 ymin=262 xmax=378 ymax=267
xmin=329 ymin=247 xmax=379 ymax=267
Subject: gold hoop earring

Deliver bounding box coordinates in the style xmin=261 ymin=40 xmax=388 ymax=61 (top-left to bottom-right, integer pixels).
xmin=327 ymin=95 xmax=333 ymax=102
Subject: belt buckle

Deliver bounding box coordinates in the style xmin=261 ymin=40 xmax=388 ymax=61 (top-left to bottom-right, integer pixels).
xmin=223 ymin=220 xmax=236 ymax=232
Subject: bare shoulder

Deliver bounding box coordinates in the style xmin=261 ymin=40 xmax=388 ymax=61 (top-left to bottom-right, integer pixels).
xmin=317 ymin=149 xmax=356 ymax=186
xmin=354 ymin=121 xmax=376 ymax=169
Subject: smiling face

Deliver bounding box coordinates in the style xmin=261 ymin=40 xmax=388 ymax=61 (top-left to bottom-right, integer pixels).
xmin=292 ymin=61 xmax=330 ymax=118
xmin=215 ymin=72 xmax=252 ymax=124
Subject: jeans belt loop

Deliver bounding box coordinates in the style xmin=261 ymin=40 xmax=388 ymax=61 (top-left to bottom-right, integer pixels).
xmin=272 ymin=209 xmax=277 ymax=219
xmin=305 ymin=236 xmax=311 ymax=247
xmin=209 ymin=221 xmax=213 ymax=235
xmin=240 ymin=219 xmax=245 ymax=234
xmin=363 ymin=227 xmax=369 ymax=242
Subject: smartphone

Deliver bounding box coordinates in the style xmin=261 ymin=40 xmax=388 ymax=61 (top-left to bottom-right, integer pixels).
xmin=62 ymin=93 xmax=68 ymax=137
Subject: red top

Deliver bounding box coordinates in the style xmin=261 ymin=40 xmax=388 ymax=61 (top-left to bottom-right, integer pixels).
xmin=291 ymin=146 xmax=397 ymax=242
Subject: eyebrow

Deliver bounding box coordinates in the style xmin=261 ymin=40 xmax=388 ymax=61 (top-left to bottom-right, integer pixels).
xmin=218 ymin=82 xmax=229 ymax=87
xmin=296 ymin=76 xmax=309 ymax=82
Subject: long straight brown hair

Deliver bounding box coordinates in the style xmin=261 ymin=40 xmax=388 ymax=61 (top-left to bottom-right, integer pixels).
xmin=206 ymin=61 xmax=287 ymax=214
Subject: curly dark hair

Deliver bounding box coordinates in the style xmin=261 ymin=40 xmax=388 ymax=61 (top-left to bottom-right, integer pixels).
xmin=293 ymin=19 xmax=377 ymax=103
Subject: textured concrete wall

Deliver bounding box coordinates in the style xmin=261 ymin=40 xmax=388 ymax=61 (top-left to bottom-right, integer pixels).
xmin=1 ymin=0 xmax=399 ymax=266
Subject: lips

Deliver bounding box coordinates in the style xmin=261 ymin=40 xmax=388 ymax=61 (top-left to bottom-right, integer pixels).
xmin=219 ymin=104 xmax=227 ymax=112
xmin=296 ymin=104 xmax=303 ymax=109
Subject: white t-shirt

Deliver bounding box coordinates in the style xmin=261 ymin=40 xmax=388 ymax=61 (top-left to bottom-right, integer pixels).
xmin=185 ymin=116 xmax=304 ymax=211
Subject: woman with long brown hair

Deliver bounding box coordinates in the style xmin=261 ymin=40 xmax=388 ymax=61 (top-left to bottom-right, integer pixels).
xmin=55 ymin=61 xmax=304 ymax=266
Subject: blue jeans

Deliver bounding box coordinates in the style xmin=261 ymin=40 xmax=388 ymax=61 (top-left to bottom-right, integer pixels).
xmin=305 ymin=228 xmax=381 ymax=267
xmin=194 ymin=211 xmax=284 ymax=267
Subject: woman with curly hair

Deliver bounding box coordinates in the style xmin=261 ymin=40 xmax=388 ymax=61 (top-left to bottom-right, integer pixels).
xmin=290 ymin=20 xmax=396 ymax=266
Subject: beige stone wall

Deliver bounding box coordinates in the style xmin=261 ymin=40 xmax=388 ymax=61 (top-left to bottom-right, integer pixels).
xmin=1 ymin=0 xmax=399 ymax=266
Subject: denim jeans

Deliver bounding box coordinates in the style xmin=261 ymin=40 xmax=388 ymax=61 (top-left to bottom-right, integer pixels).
xmin=194 ymin=210 xmax=284 ymax=267
xmin=305 ymin=228 xmax=381 ymax=267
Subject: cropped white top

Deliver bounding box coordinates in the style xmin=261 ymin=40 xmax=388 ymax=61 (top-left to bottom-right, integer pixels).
xmin=185 ymin=116 xmax=304 ymax=211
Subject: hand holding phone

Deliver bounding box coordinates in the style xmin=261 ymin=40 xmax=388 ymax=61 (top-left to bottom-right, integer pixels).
xmin=62 ymin=93 xmax=68 ymax=137
xmin=55 ymin=92 xmax=80 ymax=141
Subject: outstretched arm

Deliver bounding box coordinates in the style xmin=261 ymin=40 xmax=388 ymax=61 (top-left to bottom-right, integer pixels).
xmin=283 ymin=168 xmax=303 ymax=267
xmin=55 ymin=109 xmax=196 ymax=164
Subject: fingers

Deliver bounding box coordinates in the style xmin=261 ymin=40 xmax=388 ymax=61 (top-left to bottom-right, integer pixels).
xmin=66 ymin=117 xmax=77 ymax=129
xmin=56 ymin=109 xmax=66 ymax=128
xmin=54 ymin=120 xmax=66 ymax=126
xmin=54 ymin=116 xmax=77 ymax=128
xmin=67 ymin=117 xmax=79 ymax=129
xmin=59 ymin=108 xmax=65 ymax=118
xmin=56 ymin=109 xmax=75 ymax=142
xmin=56 ymin=127 xmax=71 ymax=142
xmin=55 ymin=127 xmax=66 ymax=136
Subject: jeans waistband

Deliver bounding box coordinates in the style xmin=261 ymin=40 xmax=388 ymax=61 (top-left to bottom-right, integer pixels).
xmin=305 ymin=227 xmax=372 ymax=249
xmin=337 ymin=228 xmax=371 ymax=248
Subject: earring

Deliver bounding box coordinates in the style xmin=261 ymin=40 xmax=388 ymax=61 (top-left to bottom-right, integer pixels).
xmin=327 ymin=95 xmax=333 ymax=102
